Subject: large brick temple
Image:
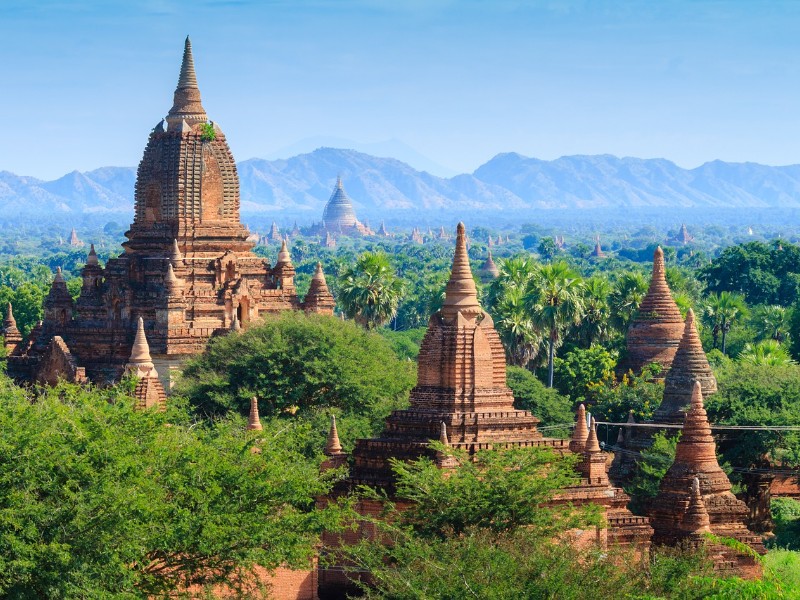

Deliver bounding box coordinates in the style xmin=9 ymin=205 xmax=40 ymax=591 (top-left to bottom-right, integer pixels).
xmin=317 ymin=223 xmax=652 ymax=598
xmin=5 ymin=38 xmax=332 ymax=389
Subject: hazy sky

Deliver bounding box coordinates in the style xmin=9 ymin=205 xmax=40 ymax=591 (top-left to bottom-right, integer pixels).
xmin=2 ymin=0 xmax=800 ymax=178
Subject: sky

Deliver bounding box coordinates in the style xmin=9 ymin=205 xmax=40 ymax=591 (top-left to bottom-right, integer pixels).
xmin=2 ymin=0 xmax=800 ymax=178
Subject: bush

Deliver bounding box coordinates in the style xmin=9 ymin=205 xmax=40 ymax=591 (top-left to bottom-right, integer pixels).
xmin=176 ymin=311 xmax=415 ymax=420
xmin=507 ymin=366 xmax=573 ymax=433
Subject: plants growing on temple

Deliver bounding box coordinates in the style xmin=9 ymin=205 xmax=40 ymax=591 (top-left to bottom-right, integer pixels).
xmin=176 ymin=311 xmax=415 ymax=421
xmin=199 ymin=121 xmax=216 ymax=141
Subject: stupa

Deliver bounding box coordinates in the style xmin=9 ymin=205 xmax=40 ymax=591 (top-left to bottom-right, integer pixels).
xmin=319 ymin=177 xmax=371 ymax=236
xmin=617 ymin=247 xmax=684 ymax=379
xmin=7 ymin=38 xmax=332 ymax=389
xmin=478 ymin=250 xmax=500 ymax=282
xmin=650 ymin=382 xmax=765 ymax=577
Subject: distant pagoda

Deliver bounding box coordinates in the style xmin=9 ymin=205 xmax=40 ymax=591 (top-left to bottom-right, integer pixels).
xmin=316 ymin=177 xmax=372 ymax=236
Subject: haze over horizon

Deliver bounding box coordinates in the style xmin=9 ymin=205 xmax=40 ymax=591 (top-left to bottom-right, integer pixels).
xmin=2 ymin=1 xmax=800 ymax=179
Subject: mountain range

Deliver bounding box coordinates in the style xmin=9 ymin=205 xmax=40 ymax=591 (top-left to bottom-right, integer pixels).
xmin=4 ymin=149 xmax=800 ymax=220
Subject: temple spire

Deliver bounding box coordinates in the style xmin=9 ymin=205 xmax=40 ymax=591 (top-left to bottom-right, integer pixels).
xmin=5 ymin=302 xmax=16 ymax=328
xmin=87 ymin=244 xmax=99 ymax=266
xmin=439 ymin=421 xmax=449 ymax=446
xmin=585 ymin=417 xmax=601 ymax=453
xmin=325 ymin=415 xmax=343 ymax=455
xmin=683 ymin=477 xmax=711 ymax=534
xmin=247 ymin=396 xmax=263 ymax=431
xmin=128 ymin=317 xmax=154 ymax=370
xmin=177 ymin=36 xmax=198 ymax=89
xmin=441 ymin=222 xmax=481 ymax=318
xmin=168 ymin=36 xmax=207 ymax=124
xmin=569 ymin=404 xmax=589 ymax=453
xmin=277 ymin=238 xmax=292 ymax=265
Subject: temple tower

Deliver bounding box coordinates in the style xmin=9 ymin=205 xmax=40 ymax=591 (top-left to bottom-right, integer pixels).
xmin=650 ymin=382 xmax=765 ymax=569
xmin=321 ymin=177 xmax=371 ymax=236
xmin=617 ymin=247 xmax=684 ymax=378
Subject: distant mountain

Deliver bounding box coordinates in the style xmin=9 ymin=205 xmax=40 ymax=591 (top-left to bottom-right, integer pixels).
xmin=4 ymin=150 xmax=800 ymax=219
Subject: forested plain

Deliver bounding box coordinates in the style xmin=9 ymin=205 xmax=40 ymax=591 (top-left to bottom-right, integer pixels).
xmin=0 ymin=218 xmax=799 ymax=597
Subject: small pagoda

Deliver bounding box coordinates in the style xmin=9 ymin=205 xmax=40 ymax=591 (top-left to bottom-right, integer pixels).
xmin=650 ymin=382 xmax=765 ymax=578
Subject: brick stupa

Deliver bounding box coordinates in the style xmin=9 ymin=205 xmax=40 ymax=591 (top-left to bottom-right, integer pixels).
xmin=345 ymin=222 xmax=551 ymax=489
xmin=655 ymin=309 xmax=717 ymax=424
xmin=8 ymin=38 xmax=332 ymax=389
xmin=650 ymin=382 xmax=765 ymax=577
xmin=478 ymin=250 xmax=500 ymax=282
xmin=617 ymin=246 xmax=684 ymax=379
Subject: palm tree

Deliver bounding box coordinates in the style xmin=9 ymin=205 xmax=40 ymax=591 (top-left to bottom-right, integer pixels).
xmin=738 ymin=340 xmax=796 ymax=366
xmin=703 ymin=291 xmax=748 ymax=355
xmin=577 ymin=276 xmax=611 ymax=347
xmin=751 ymin=305 xmax=791 ymax=343
xmin=338 ymin=252 xmax=404 ymax=329
xmin=609 ymin=271 xmax=648 ymax=332
xmin=486 ymin=257 xmax=541 ymax=367
xmin=526 ymin=261 xmax=585 ymax=387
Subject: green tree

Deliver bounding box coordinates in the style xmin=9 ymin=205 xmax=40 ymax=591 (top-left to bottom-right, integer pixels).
xmin=537 ymin=237 xmax=557 ymax=262
xmin=703 ymin=291 xmax=748 ymax=355
xmin=576 ymin=276 xmax=612 ymax=347
xmin=338 ymin=252 xmax=404 ymax=329
xmin=624 ymin=431 xmax=678 ymax=513
xmin=609 ymin=271 xmax=648 ymax=332
xmin=177 ymin=311 xmax=415 ymax=422
xmin=526 ymin=261 xmax=584 ymax=388
xmin=507 ymin=366 xmax=573 ymax=432
xmin=738 ymin=340 xmax=796 ymax=366
xmin=750 ymin=304 xmax=791 ymax=343
xmin=553 ymin=346 xmax=617 ymax=404
xmin=0 ymin=377 xmax=337 ymax=598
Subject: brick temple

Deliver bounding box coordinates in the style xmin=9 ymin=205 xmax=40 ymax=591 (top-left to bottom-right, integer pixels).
xmin=5 ymin=38 xmax=332 ymax=390
xmin=317 ymin=223 xmax=651 ymax=598
xmin=617 ymin=246 xmax=685 ymax=379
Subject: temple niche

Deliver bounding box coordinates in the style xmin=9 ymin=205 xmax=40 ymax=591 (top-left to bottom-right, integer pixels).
xmin=6 ymin=38 xmax=334 ymax=392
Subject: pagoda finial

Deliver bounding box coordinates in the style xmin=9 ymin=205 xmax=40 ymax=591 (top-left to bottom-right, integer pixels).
xmin=683 ymin=476 xmax=711 ymax=534
xmin=441 ymin=223 xmax=481 ymax=318
xmin=178 ymin=36 xmax=198 ymax=89
xmin=653 ymin=246 xmax=665 ymax=278
xmin=277 ymin=238 xmax=292 ymax=264
xmin=5 ymin=302 xmax=15 ymax=327
xmin=247 ymin=396 xmax=263 ymax=431
xmin=170 ymin=239 xmax=183 ymax=265
xmin=168 ymin=36 xmax=207 ymax=123
xmin=54 ymin=267 xmax=65 ymax=284
xmin=585 ymin=417 xmax=601 ymax=453
xmin=165 ymin=263 xmax=182 ymax=290
xmin=87 ymin=243 xmax=99 ymax=266
xmin=439 ymin=421 xmax=449 ymax=446
xmin=325 ymin=415 xmax=343 ymax=455
xmin=129 ymin=317 xmax=153 ymax=365
xmin=569 ymin=404 xmax=589 ymax=453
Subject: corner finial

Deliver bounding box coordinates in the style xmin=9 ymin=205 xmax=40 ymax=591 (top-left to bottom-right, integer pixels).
xmin=441 ymin=222 xmax=481 ymax=318
xmin=325 ymin=415 xmax=343 ymax=455
xmin=585 ymin=417 xmax=601 ymax=453
xmin=247 ymin=396 xmax=263 ymax=431
xmin=569 ymin=404 xmax=589 ymax=453
xmin=439 ymin=421 xmax=449 ymax=446
xmin=87 ymin=243 xmax=99 ymax=266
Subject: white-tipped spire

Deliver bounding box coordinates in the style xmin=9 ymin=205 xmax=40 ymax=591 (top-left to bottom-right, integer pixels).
xmin=247 ymin=396 xmax=263 ymax=431
xmin=325 ymin=415 xmax=343 ymax=455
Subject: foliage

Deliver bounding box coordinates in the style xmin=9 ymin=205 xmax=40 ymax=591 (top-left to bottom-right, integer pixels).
xmin=768 ymin=498 xmax=800 ymax=550
xmin=377 ymin=327 xmax=426 ymax=360
xmin=552 ymin=345 xmax=617 ymax=404
xmin=592 ymin=365 xmax=664 ymax=423
xmin=0 ymin=376 xmax=338 ymax=598
xmin=527 ymin=261 xmax=585 ymax=387
xmin=700 ymin=240 xmax=800 ymax=306
xmin=609 ymin=270 xmax=648 ymax=331
xmin=625 ymin=431 xmax=678 ymax=513
xmin=338 ymin=252 xmax=404 ymax=329
xmin=537 ymin=236 xmax=557 ymax=261
xmin=176 ymin=311 xmax=415 ymax=421
xmin=706 ymin=362 xmax=800 ymax=470
xmin=199 ymin=122 xmax=216 ymax=141
xmin=738 ymin=339 xmax=796 ymax=366
xmin=507 ymin=366 xmax=573 ymax=432
xmin=750 ymin=304 xmax=791 ymax=343
xmin=702 ymin=291 xmax=749 ymax=354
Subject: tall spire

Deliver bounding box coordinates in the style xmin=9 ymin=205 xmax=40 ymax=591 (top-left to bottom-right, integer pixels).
xmin=441 ymin=222 xmax=481 ymax=318
xmin=325 ymin=415 xmax=343 ymax=455
xmin=167 ymin=36 xmax=207 ymax=124
xmin=87 ymin=244 xmax=99 ymax=266
xmin=585 ymin=417 xmax=601 ymax=453
xmin=247 ymin=396 xmax=263 ymax=431
xmin=177 ymin=36 xmax=198 ymax=89
xmin=5 ymin=302 xmax=16 ymax=328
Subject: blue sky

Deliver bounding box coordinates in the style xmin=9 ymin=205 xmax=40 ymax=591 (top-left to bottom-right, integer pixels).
xmin=2 ymin=0 xmax=800 ymax=178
